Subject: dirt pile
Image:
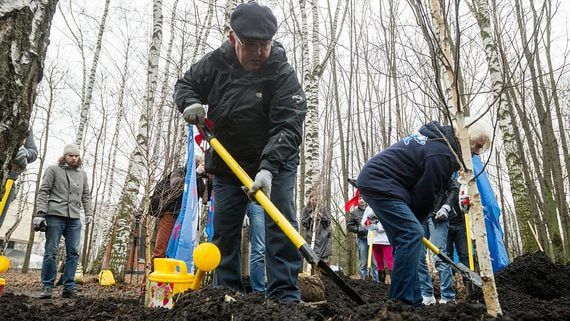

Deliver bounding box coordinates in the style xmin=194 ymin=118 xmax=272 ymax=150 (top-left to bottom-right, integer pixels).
xmin=1 ymin=251 xmax=568 ymax=320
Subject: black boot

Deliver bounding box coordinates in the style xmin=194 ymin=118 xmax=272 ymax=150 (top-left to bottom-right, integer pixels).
xmin=378 ymin=269 xmax=386 ymax=284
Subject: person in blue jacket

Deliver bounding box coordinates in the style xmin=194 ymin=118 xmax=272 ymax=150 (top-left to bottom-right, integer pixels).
xmin=356 ymin=120 xmax=490 ymax=307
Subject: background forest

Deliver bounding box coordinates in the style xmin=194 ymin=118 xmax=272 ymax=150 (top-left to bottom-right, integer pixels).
xmin=1 ymin=0 xmax=569 ymax=281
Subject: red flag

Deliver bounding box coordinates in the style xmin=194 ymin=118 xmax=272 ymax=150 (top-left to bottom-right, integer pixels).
xmin=194 ymin=118 xmax=214 ymax=153
xmin=344 ymin=190 xmax=360 ymax=213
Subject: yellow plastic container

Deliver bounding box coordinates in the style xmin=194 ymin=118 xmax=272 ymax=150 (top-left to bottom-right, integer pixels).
xmin=98 ymin=270 xmax=116 ymax=286
xmin=147 ymin=258 xmax=194 ymax=309
xmin=0 ymin=256 xmax=10 ymax=274
xmin=0 ymin=278 xmax=5 ymax=300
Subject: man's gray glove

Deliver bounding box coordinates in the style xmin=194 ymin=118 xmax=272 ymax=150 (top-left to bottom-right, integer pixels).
xmin=182 ymin=103 xmax=205 ymax=125
xmin=245 ymin=169 xmax=273 ymax=201
xmin=33 ymin=217 xmax=46 ymax=231
xmin=434 ymin=204 xmax=451 ymax=222
xmin=85 ymin=216 xmax=93 ymax=225
xmin=12 ymin=146 xmax=29 ymax=168
xmin=368 ymin=223 xmax=379 ymax=231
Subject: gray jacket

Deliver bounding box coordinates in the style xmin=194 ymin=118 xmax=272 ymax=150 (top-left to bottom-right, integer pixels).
xmin=36 ymin=164 xmax=92 ymax=219
xmin=8 ymin=131 xmax=38 ymax=179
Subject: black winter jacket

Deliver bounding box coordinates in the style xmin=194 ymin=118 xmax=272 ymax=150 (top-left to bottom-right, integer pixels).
xmin=431 ymin=178 xmax=460 ymax=221
xmin=301 ymin=205 xmax=333 ymax=259
xmin=356 ymin=121 xmax=460 ymax=221
xmin=173 ymin=41 xmax=307 ymax=178
xmin=346 ymin=206 xmax=368 ymax=239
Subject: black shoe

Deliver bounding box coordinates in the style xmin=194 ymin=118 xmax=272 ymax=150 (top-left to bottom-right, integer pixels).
xmin=62 ymin=289 xmax=78 ymax=298
xmin=40 ymin=288 xmax=53 ymax=299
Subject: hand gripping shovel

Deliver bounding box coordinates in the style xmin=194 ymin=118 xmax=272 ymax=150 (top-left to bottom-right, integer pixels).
xmin=422 ymin=237 xmax=482 ymax=287
xmin=196 ymin=123 xmax=366 ymax=305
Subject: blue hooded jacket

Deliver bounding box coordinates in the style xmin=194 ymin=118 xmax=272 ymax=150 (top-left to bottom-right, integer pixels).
xmin=356 ymin=121 xmax=460 ymax=220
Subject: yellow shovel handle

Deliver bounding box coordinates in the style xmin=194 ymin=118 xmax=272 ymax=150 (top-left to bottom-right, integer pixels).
xmin=367 ymin=231 xmax=375 ymax=269
xmin=0 ymin=179 xmax=14 ymax=218
xmin=465 ymin=213 xmax=475 ymax=271
xmin=422 ymin=237 xmax=440 ymax=254
xmin=208 ymin=137 xmax=306 ymax=249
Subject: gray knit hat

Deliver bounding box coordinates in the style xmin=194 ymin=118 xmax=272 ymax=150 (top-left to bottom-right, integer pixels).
xmin=63 ymin=144 xmax=80 ymax=156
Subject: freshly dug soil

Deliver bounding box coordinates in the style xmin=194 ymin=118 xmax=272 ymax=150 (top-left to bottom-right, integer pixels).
xmin=1 ymin=251 xmax=568 ymax=320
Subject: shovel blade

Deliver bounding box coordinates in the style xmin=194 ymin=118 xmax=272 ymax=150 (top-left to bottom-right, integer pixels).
xmin=317 ymin=260 xmax=366 ymax=305
xmin=454 ymin=261 xmax=483 ymax=288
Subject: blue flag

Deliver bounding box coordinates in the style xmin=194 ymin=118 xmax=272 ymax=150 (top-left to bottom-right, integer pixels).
xmin=166 ymin=124 xmax=199 ymax=272
xmin=206 ymin=193 xmax=215 ymax=242
xmin=473 ymin=155 xmax=510 ymax=272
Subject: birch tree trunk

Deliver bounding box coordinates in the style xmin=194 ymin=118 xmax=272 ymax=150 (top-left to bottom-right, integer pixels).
xmin=108 ymin=0 xmax=163 ymax=281
xmin=299 ymin=0 xmax=347 ymax=195
xmin=427 ymin=0 xmax=501 ymax=315
xmin=469 ymin=0 xmax=533 ymax=255
xmin=74 ymin=0 xmax=111 ymax=145
xmin=0 ymin=0 xmax=59 ymax=195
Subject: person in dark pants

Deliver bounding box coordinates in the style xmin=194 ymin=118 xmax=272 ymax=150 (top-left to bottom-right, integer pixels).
xmin=356 ymin=121 xmax=490 ymax=307
xmin=34 ymin=144 xmax=92 ymax=299
xmin=346 ymin=197 xmax=378 ymax=281
xmin=173 ymin=2 xmax=306 ymax=302
xmin=446 ymin=178 xmax=469 ymax=268
xmin=301 ymin=194 xmax=333 ymax=264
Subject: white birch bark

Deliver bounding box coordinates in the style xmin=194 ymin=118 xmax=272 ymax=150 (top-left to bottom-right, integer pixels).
xmin=0 ymin=0 xmax=59 ymax=194
xmin=428 ymin=0 xmax=501 ymax=315
xmin=74 ymin=0 xmax=111 ymax=145
xmin=299 ymin=0 xmax=347 ymax=196
xmin=468 ymin=0 xmax=533 ymax=256
xmin=108 ymin=0 xmax=163 ymax=281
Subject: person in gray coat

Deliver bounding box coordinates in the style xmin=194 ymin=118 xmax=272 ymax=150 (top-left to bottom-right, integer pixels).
xmin=34 ymin=144 xmax=92 ymax=299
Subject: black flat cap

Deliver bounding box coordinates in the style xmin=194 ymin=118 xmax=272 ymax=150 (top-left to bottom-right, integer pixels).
xmin=230 ymin=2 xmax=277 ymax=40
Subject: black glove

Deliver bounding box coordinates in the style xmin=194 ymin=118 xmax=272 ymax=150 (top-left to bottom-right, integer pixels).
xmin=33 ymin=217 xmax=47 ymax=232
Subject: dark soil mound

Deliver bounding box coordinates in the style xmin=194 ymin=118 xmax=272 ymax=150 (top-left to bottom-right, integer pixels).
xmin=0 ymin=292 xmax=165 ymax=321
xmin=492 ymin=251 xmax=570 ymax=321
xmin=1 ymin=251 xmax=569 ymax=320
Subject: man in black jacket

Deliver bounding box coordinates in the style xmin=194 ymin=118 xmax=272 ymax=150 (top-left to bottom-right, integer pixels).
xmin=446 ymin=179 xmax=469 ymax=269
xmin=346 ymin=197 xmax=378 ymax=281
xmin=356 ymin=121 xmax=489 ymax=306
xmin=173 ymin=2 xmax=306 ymax=302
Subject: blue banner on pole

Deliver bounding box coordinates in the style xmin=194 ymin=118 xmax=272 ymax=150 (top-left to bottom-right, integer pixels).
xmin=206 ymin=193 xmax=215 ymax=242
xmin=166 ymin=124 xmax=199 ymax=272
xmin=473 ymin=155 xmax=510 ymax=272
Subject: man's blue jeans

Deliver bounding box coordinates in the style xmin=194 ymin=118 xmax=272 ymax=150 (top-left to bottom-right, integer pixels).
xmin=447 ymin=221 xmax=469 ymax=268
xmin=362 ymin=196 xmax=423 ymax=306
xmin=212 ymin=162 xmax=302 ymax=302
xmin=419 ymin=218 xmax=456 ymax=300
xmin=246 ymin=202 xmax=266 ymax=292
xmin=357 ymin=238 xmax=378 ymax=281
xmin=41 ymin=216 xmax=82 ymax=292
